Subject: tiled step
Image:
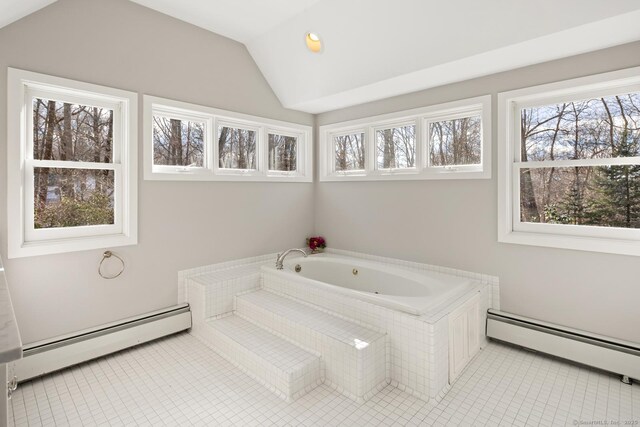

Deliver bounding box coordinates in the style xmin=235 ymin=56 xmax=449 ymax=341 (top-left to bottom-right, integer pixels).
xmin=185 ymin=263 xmax=265 ymax=323
xmin=236 ymin=290 xmax=388 ymax=402
xmin=192 ymin=315 xmax=322 ymax=402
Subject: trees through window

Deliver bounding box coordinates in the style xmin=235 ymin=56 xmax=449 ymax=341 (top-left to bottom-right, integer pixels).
xmin=8 ymin=68 xmax=137 ymax=258
xmin=218 ymin=126 xmax=257 ymax=170
xmin=32 ymin=99 xmax=116 ymax=229
xmin=498 ymin=67 xmax=640 ymax=256
xmin=145 ymin=96 xmax=311 ymax=181
xmin=334 ymin=132 xmax=365 ymax=172
xmin=152 ymin=116 xmax=204 ymax=167
xmin=376 ymin=125 xmax=416 ymax=169
xmin=518 ymin=93 xmax=640 ymax=229
xmin=268 ymin=133 xmax=297 ymax=172
xmin=429 ymin=116 xmax=481 ymax=167
xmin=320 ymin=96 xmax=491 ymax=181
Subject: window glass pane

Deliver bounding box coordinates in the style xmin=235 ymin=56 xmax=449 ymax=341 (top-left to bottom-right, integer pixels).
xmin=521 ymin=93 xmax=640 ymax=162
xmin=429 ymin=116 xmax=481 ymax=166
xmin=33 ymin=168 xmax=115 ymax=229
xmin=520 ymin=165 xmax=640 ymax=228
xmin=334 ymin=133 xmax=365 ymax=171
xmin=152 ymin=116 xmax=204 ymax=167
xmin=33 ymin=98 xmax=113 ymax=163
xmin=218 ymin=126 xmax=257 ymax=169
xmin=376 ymin=125 xmax=416 ymax=169
xmin=268 ymin=134 xmax=297 ymax=171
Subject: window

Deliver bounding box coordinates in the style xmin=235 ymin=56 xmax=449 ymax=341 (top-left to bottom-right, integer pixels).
xmin=144 ymin=96 xmax=312 ymax=182
xmin=217 ymin=124 xmax=258 ymax=171
xmin=268 ymin=132 xmax=297 ymax=172
xmin=333 ymin=131 xmax=365 ymax=172
xmin=152 ymin=108 xmax=207 ymax=170
xmin=428 ymin=115 xmax=482 ymax=168
xmin=498 ymin=67 xmax=640 ymax=256
xmin=319 ymin=95 xmax=490 ymax=181
xmin=7 ymin=68 xmax=137 ymax=258
xmin=375 ymin=124 xmax=416 ymax=170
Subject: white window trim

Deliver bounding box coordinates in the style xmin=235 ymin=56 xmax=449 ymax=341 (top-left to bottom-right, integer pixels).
xmin=371 ymin=119 xmax=420 ymax=175
xmin=148 ymin=104 xmax=212 ymax=175
xmin=319 ymin=95 xmax=491 ymax=181
xmin=143 ymin=96 xmax=312 ymax=182
xmin=7 ymin=68 xmax=138 ymax=258
xmin=497 ymin=66 xmax=640 ymax=257
xmin=215 ymin=119 xmax=262 ymax=177
xmin=266 ymin=128 xmax=307 ymax=177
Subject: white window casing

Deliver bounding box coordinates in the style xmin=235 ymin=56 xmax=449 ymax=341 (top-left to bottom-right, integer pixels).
xmin=143 ymin=96 xmax=312 ymax=182
xmin=319 ymin=95 xmax=491 ymax=181
xmin=7 ymin=68 xmax=138 ymax=258
xmin=497 ymin=66 xmax=640 ymax=256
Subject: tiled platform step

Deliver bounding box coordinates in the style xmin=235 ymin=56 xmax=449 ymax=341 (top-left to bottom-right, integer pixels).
xmin=236 ymin=290 xmax=388 ymax=402
xmin=186 ymin=263 xmax=265 ymax=323
xmin=193 ymin=315 xmax=323 ymax=402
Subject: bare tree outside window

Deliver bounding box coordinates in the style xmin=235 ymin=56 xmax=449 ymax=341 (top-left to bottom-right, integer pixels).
xmin=218 ymin=126 xmax=256 ymax=169
xmin=519 ymin=93 xmax=640 ymax=228
xmin=152 ymin=116 xmax=204 ymax=167
xmin=334 ymin=133 xmax=365 ymax=171
xmin=32 ymin=98 xmax=115 ymax=229
xmin=268 ymin=133 xmax=297 ymax=171
xmin=429 ymin=116 xmax=481 ymax=166
xmin=376 ymin=125 xmax=415 ymax=169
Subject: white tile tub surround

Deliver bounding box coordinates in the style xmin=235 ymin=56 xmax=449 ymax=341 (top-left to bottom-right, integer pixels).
xmin=235 ymin=290 xmax=388 ymax=403
xmin=177 ymin=252 xmax=278 ymax=304
xmin=188 ymin=271 xmax=261 ymax=321
xmin=192 ymin=315 xmax=323 ymax=402
xmin=262 ymin=265 xmax=491 ymax=402
xmin=181 ymin=248 xmax=498 ymax=404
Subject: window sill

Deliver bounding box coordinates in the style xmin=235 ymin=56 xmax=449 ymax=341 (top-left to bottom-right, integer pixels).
xmin=9 ymin=233 xmax=137 ymax=259
xmin=320 ymin=168 xmax=490 ymax=182
xmin=498 ymin=230 xmax=640 ymax=257
xmin=144 ymin=170 xmax=312 ymax=183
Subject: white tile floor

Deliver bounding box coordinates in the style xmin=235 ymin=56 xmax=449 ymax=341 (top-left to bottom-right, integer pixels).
xmin=8 ymin=332 xmax=640 ymax=426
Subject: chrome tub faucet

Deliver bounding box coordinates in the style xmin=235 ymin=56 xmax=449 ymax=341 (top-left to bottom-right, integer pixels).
xmin=276 ymin=248 xmax=308 ymax=270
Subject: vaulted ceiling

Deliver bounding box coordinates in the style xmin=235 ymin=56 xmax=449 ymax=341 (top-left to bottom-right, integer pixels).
xmin=0 ymin=0 xmax=57 ymax=30
xmin=3 ymin=0 xmax=640 ymax=113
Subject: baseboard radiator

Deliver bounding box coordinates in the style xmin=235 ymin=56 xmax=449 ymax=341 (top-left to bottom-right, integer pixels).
xmin=12 ymin=304 xmax=191 ymax=382
xmin=486 ymin=309 xmax=639 ymax=383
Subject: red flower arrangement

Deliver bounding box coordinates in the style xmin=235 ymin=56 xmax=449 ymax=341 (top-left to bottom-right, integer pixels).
xmin=306 ymin=236 xmax=326 ymax=253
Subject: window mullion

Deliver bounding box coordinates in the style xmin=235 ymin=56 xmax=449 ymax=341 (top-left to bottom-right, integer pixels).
xmin=515 ymin=157 xmax=640 ymax=169
xmin=366 ymin=126 xmax=376 ymax=173
xmin=423 ymin=119 xmax=432 ymax=169
xmin=29 ymin=159 xmax=118 ymax=170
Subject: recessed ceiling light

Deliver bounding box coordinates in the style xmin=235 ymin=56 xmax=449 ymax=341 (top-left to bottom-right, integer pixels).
xmin=305 ymin=32 xmax=322 ymax=53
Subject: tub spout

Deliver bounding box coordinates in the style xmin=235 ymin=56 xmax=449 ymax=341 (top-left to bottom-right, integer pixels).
xmin=275 ymin=248 xmax=308 ymax=270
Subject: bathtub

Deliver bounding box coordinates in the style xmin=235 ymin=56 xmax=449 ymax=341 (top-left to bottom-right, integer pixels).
xmin=184 ymin=249 xmax=492 ymax=402
xmin=279 ymin=253 xmax=478 ymax=316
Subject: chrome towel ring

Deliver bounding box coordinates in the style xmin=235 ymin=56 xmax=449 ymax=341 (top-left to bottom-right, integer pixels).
xmin=99 ymin=251 xmax=125 ymax=279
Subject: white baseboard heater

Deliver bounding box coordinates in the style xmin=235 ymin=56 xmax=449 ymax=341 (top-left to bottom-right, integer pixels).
xmin=11 ymin=304 xmax=191 ymax=382
xmin=487 ymin=309 xmax=639 ymax=384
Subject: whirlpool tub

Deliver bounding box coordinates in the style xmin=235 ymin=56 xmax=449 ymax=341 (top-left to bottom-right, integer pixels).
xmin=275 ymin=253 xmax=479 ymax=316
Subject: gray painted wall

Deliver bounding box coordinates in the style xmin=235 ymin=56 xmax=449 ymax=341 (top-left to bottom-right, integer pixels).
xmin=0 ymin=0 xmax=314 ymax=344
xmin=1 ymin=0 xmax=638 ymax=346
xmin=316 ymin=42 xmax=640 ymax=344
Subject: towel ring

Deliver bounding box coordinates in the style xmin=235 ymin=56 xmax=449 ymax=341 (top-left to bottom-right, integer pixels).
xmin=99 ymin=251 xmax=125 ymax=279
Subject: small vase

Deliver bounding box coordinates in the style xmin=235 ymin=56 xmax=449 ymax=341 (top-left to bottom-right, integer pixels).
xmin=310 ymin=248 xmax=324 ymax=254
